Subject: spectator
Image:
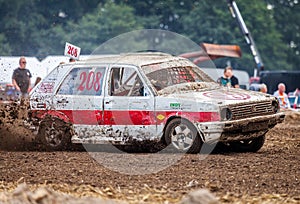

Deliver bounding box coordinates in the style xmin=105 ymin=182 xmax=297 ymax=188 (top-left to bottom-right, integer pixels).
xmin=273 ymin=83 xmax=290 ymax=109
xmin=289 ymin=88 xmax=300 ymax=97
xmin=12 ymin=57 xmax=32 ymax=98
xmin=217 ymin=66 xmax=239 ymax=88
xmin=260 ymin=83 xmax=268 ymax=93
xmin=249 ymin=83 xmax=260 ymax=92
xmin=249 ymin=83 xmax=268 ymax=93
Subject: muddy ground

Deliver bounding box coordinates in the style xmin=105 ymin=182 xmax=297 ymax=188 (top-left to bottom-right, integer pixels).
xmin=0 ymin=106 xmax=299 ymax=203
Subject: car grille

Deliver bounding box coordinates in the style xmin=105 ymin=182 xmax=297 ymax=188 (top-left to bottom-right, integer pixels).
xmin=229 ymin=100 xmax=275 ymax=120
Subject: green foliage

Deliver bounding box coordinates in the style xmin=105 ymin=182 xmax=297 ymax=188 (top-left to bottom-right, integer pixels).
xmin=181 ymin=0 xmax=292 ymax=74
xmin=266 ymin=0 xmax=300 ymax=70
xmin=0 ymin=33 xmax=12 ymax=55
xmin=0 ymin=0 xmax=298 ymax=73
xmin=65 ymin=1 xmax=143 ymax=54
xmin=237 ymin=0 xmax=292 ymax=71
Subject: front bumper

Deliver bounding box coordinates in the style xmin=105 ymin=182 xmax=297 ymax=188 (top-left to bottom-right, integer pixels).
xmin=197 ymin=112 xmax=285 ymax=143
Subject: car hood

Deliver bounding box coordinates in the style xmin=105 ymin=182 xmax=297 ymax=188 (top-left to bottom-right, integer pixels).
xmin=157 ymin=82 xmax=274 ymax=106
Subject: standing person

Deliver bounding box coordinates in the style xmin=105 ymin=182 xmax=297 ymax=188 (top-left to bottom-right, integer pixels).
xmin=217 ymin=66 xmax=239 ymax=88
xmin=12 ymin=57 xmax=32 ymax=98
xmin=273 ymin=83 xmax=290 ymax=109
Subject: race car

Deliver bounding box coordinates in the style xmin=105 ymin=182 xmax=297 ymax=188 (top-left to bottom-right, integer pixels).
xmin=28 ymin=52 xmax=284 ymax=153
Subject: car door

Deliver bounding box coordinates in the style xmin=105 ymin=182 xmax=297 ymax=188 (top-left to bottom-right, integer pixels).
xmin=53 ymin=65 xmax=107 ymax=142
xmin=103 ymin=65 xmax=157 ymax=143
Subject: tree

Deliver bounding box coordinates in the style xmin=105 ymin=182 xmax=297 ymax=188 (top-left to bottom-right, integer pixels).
xmin=266 ymin=0 xmax=300 ymax=70
xmin=0 ymin=0 xmax=46 ymax=56
xmin=115 ymin=0 xmax=193 ymax=31
xmin=0 ymin=33 xmax=12 ymax=55
xmin=180 ymin=0 xmax=291 ymax=75
xmin=0 ymin=0 xmax=102 ymax=58
xmin=0 ymin=0 xmax=297 ymax=73
xmin=58 ymin=1 xmax=143 ymax=54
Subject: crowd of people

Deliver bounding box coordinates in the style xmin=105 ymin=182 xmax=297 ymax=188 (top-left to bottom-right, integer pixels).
xmin=217 ymin=66 xmax=299 ymax=110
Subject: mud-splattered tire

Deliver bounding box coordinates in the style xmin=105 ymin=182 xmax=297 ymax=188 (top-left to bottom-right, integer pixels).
xmin=164 ymin=118 xmax=202 ymax=154
xmin=230 ymin=135 xmax=265 ymax=153
xmin=38 ymin=116 xmax=71 ymax=151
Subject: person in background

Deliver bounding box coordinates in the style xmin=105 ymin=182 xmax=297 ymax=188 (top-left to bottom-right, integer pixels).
xmin=260 ymin=83 xmax=268 ymax=93
xmin=218 ymin=66 xmax=239 ymax=88
xmin=249 ymin=83 xmax=268 ymax=93
xmin=12 ymin=57 xmax=32 ymax=98
xmin=273 ymin=83 xmax=290 ymax=109
xmin=217 ymin=69 xmax=231 ymax=87
xmin=288 ymin=88 xmax=299 ymax=109
xmin=289 ymin=88 xmax=300 ymax=97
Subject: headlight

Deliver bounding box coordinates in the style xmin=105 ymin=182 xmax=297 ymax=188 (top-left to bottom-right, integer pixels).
xmin=272 ymin=99 xmax=280 ymax=113
xmin=220 ymin=107 xmax=232 ymax=121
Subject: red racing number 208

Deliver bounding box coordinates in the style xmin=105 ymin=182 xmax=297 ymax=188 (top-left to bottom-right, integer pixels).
xmin=67 ymin=45 xmax=78 ymax=58
xmin=78 ymin=71 xmax=102 ymax=92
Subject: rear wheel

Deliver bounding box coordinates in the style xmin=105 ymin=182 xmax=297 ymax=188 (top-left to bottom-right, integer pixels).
xmin=38 ymin=116 xmax=72 ymax=151
xmin=164 ymin=118 xmax=202 ymax=154
xmin=230 ymin=134 xmax=265 ymax=152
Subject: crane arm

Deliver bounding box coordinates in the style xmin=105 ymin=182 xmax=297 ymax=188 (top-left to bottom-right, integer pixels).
xmin=227 ymin=0 xmax=264 ymax=77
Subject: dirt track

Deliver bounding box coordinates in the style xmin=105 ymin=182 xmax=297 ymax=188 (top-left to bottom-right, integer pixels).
xmin=0 ymin=110 xmax=299 ymax=203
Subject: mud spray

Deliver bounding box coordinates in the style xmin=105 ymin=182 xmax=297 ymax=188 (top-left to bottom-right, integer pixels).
xmin=0 ymin=100 xmax=36 ymax=150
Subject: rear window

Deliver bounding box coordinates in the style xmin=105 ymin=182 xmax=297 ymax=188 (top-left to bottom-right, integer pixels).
xmin=57 ymin=67 xmax=106 ymax=96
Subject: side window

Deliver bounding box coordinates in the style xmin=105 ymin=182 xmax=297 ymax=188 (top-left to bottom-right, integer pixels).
xmin=109 ymin=67 xmax=146 ymax=97
xmin=57 ymin=67 xmax=106 ymax=96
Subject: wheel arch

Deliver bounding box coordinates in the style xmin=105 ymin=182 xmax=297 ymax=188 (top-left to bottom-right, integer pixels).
xmin=40 ymin=110 xmax=71 ymax=124
xmin=37 ymin=112 xmax=73 ymax=151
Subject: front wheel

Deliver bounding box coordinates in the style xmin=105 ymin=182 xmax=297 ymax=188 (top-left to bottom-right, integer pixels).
xmin=164 ymin=118 xmax=202 ymax=154
xmin=38 ymin=116 xmax=72 ymax=151
xmin=229 ymin=134 xmax=266 ymax=152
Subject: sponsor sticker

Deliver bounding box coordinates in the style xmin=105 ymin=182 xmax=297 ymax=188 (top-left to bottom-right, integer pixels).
xmin=156 ymin=114 xmax=165 ymax=121
xmin=38 ymin=82 xmax=55 ymax=93
xmin=170 ymin=102 xmax=181 ymax=109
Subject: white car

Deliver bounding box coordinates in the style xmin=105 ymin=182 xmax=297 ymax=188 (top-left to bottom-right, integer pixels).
xmin=28 ymin=52 xmax=284 ymax=153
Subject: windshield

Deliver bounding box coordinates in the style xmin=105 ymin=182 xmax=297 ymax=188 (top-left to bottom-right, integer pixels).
xmin=144 ymin=65 xmax=214 ymax=91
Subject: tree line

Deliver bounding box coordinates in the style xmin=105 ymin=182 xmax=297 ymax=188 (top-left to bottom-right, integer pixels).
xmin=0 ymin=0 xmax=298 ymax=75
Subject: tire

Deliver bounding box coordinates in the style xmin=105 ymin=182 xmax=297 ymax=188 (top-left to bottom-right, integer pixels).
xmin=164 ymin=118 xmax=202 ymax=154
xmin=38 ymin=116 xmax=72 ymax=151
xmin=230 ymin=134 xmax=265 ymax=153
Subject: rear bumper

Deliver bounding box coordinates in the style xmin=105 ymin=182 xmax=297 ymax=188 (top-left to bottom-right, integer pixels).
xmin=197 ymin=112 xmax=285 ymax=143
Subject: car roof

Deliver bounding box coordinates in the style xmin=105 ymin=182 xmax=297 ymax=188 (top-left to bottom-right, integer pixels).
xmin=71 ymin=52 xmax=192 ymax=67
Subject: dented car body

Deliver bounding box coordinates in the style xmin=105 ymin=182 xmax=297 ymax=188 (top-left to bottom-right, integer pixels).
xmin=29 ymin=53 xmax=284 ymax=153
